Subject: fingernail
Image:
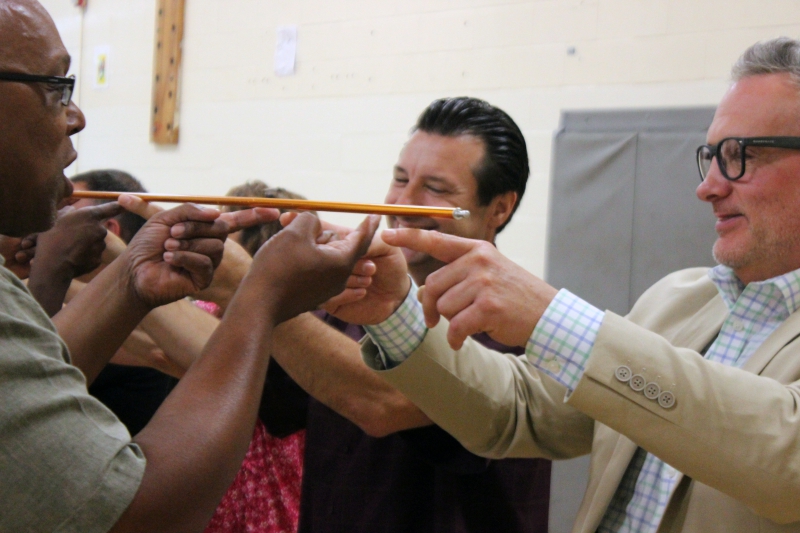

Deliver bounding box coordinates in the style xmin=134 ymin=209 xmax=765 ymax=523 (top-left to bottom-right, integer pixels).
xmin=164 ymin=238 xmax=180 ymax=251
xmin=171 ymin=224 xmax=185 ymax=237
xmin=382 ymin=229 xmax=396 ymax=238
xmin=163 ymin=252 xmax=174 ymax=262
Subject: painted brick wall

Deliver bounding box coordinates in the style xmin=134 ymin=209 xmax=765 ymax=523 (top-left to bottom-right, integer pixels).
xmin=42 ymin=0 xmax=800 ymax=278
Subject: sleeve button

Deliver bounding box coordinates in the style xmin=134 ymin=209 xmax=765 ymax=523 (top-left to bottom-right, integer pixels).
xmin=629 ymin=374 xmax=646 ymax=392
xmin=615 ymin=365 xmax=632 ymax=382
xmin=644 ymin=382 xmax=661 ymax=399
xmin=658 ymin=391 xmax=676 ymax=409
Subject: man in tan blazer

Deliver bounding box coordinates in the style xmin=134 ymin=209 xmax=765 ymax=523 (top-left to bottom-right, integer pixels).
xmin=332 ymin=37 xmax=800 ymax=532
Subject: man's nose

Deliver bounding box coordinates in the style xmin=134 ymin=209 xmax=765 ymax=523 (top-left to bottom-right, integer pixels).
xmin=696 ymin=157 xmax=732 ymax=203
xmin=66 ymin=100 xmax=86 ymax=136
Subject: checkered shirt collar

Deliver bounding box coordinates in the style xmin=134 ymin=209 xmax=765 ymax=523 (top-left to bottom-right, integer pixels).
xmin=708 ymin=264 xmax=800 ymax=316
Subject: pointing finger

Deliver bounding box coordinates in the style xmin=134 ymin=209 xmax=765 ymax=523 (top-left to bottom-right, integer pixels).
xmin=381 ymin=228 xmax=480 ymax=265
xmin=118 ymin=194 xmax=166 ymax=220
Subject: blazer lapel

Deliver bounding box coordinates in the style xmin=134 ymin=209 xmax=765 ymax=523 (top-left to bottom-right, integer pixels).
xmin=666 ymin=294 xmax=727 ymax=351
xmin=742 ymin=308 xmax=800 ymax=374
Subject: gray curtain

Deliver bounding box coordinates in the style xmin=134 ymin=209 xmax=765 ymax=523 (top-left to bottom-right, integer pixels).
xmin=545 ymin=107 xmax=717 ymax=533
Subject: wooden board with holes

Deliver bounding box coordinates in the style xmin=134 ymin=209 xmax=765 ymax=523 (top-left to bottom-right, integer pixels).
xmin=151 ymin=0 xmax=185 ymax=144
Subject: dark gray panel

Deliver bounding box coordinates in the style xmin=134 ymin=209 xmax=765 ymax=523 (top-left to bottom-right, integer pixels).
xmin=561 ymin=107 xmax=716 ymax=132
xmin=631 ymin=132 xmax=718 ymax=307
xmin=547 ymin=132 xmax=637 ymax=315
xmin=546 ymin=106 xmax=716 ymax=533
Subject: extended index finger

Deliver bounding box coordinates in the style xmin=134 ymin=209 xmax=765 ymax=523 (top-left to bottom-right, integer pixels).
xmin=118 ymin=194 xmax=166 ymax=220
xmin=82 ymin=201 xmax=123 ymax=220
xmin=380 ymin=228 xmax=480 ymax=264
xmin=218 ymin=207 xmax=280 ymax=233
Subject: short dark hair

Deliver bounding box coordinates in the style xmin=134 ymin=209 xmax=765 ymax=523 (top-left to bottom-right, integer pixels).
xmin=223 ymin=180 xmax=312 ymax=257
xmin=71 ymin=169 xmax=147 ymax=243
xmin=414 ymin=97 xmax=529 ymax=232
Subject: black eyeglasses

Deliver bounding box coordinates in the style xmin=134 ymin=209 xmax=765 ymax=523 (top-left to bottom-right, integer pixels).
xmin=697 ymin=136 xmax=800 ymax=182
xmin=0 ymin=72 xmax=76 ymax=106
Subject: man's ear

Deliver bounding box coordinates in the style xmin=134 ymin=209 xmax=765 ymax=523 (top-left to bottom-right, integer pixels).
xmin=104 ymin=218 xmax=122 ymax=238
xmin=487 ymin=191 xmax=518 ymax=231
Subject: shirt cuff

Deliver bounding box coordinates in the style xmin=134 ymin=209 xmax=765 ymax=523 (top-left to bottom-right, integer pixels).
xmin=526 ymin=288 xmax=604 ymax=392
xmin=364 ymin=278 xmax=427 ymax=369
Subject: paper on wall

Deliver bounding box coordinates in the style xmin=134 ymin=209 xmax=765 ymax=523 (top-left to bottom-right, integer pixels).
xmin=275 ymin=25 xmax=298 ymax=77
xmin=94 ymin=45 xmax=110 ymax=88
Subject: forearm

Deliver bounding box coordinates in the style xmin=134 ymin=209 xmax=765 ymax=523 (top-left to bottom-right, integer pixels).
xmin=138 ymin=298 xmax=219 ymax=372
xmin=26 ymin=264 xmax=72 ymax=317
xmin=53 ymin=258 xmax=150 ymax=384
xmin=271 ymin=312 xmax=432 ymax=437
xmin=363 ymin=318 xmax=594 ymax=460
xmin=110 ymin=274 xmax=276 ymax=533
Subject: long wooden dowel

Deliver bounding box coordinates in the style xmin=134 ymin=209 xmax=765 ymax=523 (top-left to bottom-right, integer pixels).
xmin=70 ymin=191 xmax=470 ymax=220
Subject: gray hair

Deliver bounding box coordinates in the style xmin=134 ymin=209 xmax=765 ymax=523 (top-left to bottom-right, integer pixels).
xmin=732 ymin=37 xmax=800 ymax=86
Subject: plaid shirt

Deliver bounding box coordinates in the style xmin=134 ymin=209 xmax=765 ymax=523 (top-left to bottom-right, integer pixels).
xmin=365 ymin=265 xmax=800 ymax=532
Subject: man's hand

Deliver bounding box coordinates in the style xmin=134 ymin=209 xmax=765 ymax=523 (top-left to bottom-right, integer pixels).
xmin=323 ymin=229 xmax=411 ymax=324
xmin=0 ymin=235 xmax=32 ymax=279
xmin=117 ymin=195 xmax=278 ymax=309
xmin=22 ymin=203 xmax=122 ymax=315
xmin=250 ymin=213 xmax=380 ymax=325
xmin=382 ymin=228 xmax=558 ymax=350
xmin=30 ymin=203 xmax=122 ymax=279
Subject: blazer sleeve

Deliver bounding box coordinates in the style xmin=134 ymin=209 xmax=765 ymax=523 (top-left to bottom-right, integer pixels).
xmin=567 ymin=310 xmax=800 ymax=524
xmin=362 ymin=319 xmax=595 ymax=461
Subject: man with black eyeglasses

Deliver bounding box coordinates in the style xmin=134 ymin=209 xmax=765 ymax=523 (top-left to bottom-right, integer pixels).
xmin=328 ymin=38 xmax=800 ymax=533
xmin=0 ymin=1 xmax=379 ymax=532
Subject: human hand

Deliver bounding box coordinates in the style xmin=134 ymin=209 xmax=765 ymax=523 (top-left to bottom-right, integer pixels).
xmin=250 ymin=213 xmax=379 ymax=324
xmin=29 ymin=203 xmax=122 ymax=280
xmin=382 ymin=229 xmax=558 ymax=350
xmin=322 ymin=229 xmax=411 ymax=324
xmin=278 ymin=213 xmax=379 ymax=311
xmin=0 ymin=235 xmax=32 ymax=279
xmin=117 ymin=195 xmax=279 ymax=309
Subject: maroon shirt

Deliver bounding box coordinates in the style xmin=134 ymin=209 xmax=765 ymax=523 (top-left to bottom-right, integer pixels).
xmin=262 ymin=314 xmax=551 ymax=533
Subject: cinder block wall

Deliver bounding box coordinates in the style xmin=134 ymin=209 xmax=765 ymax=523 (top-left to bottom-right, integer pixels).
xmin=43 ymin=0 xmax=800 ymax=277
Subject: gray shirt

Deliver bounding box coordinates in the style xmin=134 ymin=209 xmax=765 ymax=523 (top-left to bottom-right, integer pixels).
xmin=0 ymin=259 xmax=145 ymax=533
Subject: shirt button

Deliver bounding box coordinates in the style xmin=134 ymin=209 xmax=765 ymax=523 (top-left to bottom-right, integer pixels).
xmin=545 ymin=359 xmax=562 ymax=373
xmin=732 ymin=319 xmax=744 ymax=332
xmin=629 ymin=374 xmax=646 ymax=392
xmin=615 ymin=365 xmax=632 ymax=383
xmin=665 ymin=465 xmax=678 ymax=479
xmin=644 ymin=382 xmax=661 ymax=400
xmin=658 ymin=391 xmax=676 ymax=409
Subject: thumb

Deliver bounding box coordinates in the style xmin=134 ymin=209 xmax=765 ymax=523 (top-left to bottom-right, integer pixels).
xmin=340 ymin=215 xmax=380 ymax=262
xmin=381 ymin=228 xmax=479 ymax=264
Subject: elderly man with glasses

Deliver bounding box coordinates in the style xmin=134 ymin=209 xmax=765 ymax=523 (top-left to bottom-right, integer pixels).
xmin=0 ymin=1 xmax=378 ymax=532
xmin=330 ymin=37 xmax=800 ymax=533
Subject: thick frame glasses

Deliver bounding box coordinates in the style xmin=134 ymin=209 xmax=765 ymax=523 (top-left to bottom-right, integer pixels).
xmin=696 ymin=136 xmax=800 ymax=182
xmin=0 ymin=72 xmax=76 ymax=106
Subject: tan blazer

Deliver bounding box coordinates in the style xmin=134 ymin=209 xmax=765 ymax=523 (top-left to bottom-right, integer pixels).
xmin=362 ymin=268 xmax=800 ymax=532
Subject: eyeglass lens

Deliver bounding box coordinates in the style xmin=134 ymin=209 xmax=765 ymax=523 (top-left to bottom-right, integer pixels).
xmin=697 ymin=139 xmax=744 ymax=181
xmin=60 ymin=75 xmax=75 ymax=106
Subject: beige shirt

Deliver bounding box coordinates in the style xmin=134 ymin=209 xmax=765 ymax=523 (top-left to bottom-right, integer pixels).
xmin=0 ymin=260 xmax=145 ymax=533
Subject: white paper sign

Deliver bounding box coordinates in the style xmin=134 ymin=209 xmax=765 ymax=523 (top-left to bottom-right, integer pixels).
xmin=275 ymin=25 xmax=298 ymax=77
xmin=94 ymin=45 xmax=110 ymax=88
